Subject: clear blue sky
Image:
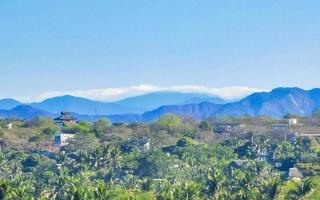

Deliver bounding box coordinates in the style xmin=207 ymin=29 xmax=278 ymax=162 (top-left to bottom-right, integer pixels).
xmin=1 ymin=0 xmax=320 ymax=98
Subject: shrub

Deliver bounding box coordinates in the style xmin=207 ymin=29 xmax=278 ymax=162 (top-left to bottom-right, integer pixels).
xmin=177 ymin=137 xmax=193 ymax=147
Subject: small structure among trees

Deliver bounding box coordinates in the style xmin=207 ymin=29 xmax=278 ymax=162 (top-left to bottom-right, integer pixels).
xmin=214 ymin=122 xmax=243 ymax=133
xmin=214 ymin=122 xmax=244 ymax=140
xmin=54 ymin=112 xmax=78 ymax=148
xmin=289 ymin=118 xmax=298 ymax=125
xmin=6 ymin=123 xmax=13 ymax=130
xmin=288 ymin=167 xmax=304 ymax=181
xmin=120 ymin=136 xmax=151 ymax=153
xmin=229 ymin=159 xmax=248 ymax=169
xmin=54 ymin=134 xmax=76 ymax=147
xmin=54 ymin=112 xmax=77 ymax=128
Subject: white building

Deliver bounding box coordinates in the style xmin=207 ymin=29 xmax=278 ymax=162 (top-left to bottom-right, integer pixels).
xmin=288 ymin=167 xmax=303 ymax=181
xmin=53 ymin=112 xmax=78 ymax=148
xmin=54 ymin=133 xmax=75 ymax=147
xmin=6 ymin=123 xmax=13 ymax=130
xmin=289 ymin=118 xmax=298 ymax=125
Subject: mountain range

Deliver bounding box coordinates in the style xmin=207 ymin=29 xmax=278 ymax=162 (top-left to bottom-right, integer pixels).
xmin=214 ymin=87 xmax=320 ymax=118
xmin=0 ymin=87 xmax=320 ymax=122
xmin=0 ymin=105 xmax=54 ymax=120
xmin=0 ymin=98 xmax=21 ymax=110
xmin=0 ymin=92 xmax=227 ymax=115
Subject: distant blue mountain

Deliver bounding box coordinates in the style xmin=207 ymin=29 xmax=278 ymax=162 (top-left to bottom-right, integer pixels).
xmin=140 ymin=87 xmax=320 ymax=120
xmin=68 ymin=112 xmax=141 ymax=123
xmin=215 ymin=87 xmax=320 ymax=118
xmin=30 ymin=95 xmax=144 ymax=115
xmin=72 ymin=102 xmax=223 ymax=123
xmin=1 ymin=87 xmax=320 ymax=121
xmin=0 ymin=98 xmax=22 ymax=110
xmin=115 ymin=92 xmax=226 ymax=111
xmin=182 ymin=97 xmax=229 ymax=105
xmin=26 ymin=92 xmax=227 ymax=115
xmin=142 ymin=102 xmax=223 ymax=122
xmin=0 ymin=105 xmax=54 ymax=120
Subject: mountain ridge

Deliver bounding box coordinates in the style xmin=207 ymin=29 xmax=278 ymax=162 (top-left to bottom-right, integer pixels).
xmin=0 ymin=98 xmax=22 ymax=110
xmin=1 ymin=87 xmax=320 ymax=122
xmin=0 ymin=92 xmax=228 ymax=115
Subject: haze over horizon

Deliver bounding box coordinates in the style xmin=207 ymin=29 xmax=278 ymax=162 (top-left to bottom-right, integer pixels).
xmin=4 ymin=85 xmax=264 ymax=103
xmin=2 ymin=85 xmax=319 ymax=104
xmin=1 ymin=0 xmax=320 ymax=99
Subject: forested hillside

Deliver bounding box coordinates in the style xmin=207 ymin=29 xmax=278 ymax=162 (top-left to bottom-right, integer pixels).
xmin=1 ymin=115 xmax=320 ymax=199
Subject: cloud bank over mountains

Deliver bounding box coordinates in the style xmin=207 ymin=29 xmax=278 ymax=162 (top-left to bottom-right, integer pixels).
xmin=16 ymin=85 xmax=265 ymax=103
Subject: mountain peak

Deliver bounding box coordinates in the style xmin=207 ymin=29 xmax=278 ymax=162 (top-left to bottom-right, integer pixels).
xmin=271 ymin=87 xmax=305 ymax=93
xmin=216 ymin=87 xmax=320 ymax=118
xmin=0 ymin=98 xmax=22 ymax=110
xmin=11 ymin=105 xmax=50 ymax=113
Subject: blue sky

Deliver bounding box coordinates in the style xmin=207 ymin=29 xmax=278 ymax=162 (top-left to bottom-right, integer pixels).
xmin=1 ymin=0 xmax=320 ymax=100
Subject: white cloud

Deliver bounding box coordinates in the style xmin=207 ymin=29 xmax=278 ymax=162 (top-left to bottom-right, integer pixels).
xmin=16 ymin=85 xmax=267 ymax=103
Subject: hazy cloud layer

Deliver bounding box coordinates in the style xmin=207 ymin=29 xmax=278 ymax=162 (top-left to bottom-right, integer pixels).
xmin=17 ymin=85 xmax=266 ymax=103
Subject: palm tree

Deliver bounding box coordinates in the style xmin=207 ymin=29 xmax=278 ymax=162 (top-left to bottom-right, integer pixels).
xmin=109 ymin=146 xmax=123 ymax=169
xmin=159 ymin=180 xmax=176 ymax=200
xmin=0 ymin=180 xmax=11 ymax=200
xmin=93 ymin=181 xmax=111 ymax=200
xmin=212 ymin=188 xmax=228 ymax=200
xmin=67 ymin=185 xmax=93 ymax=200
xmin=256 ymin=135 xmax=270 ymax=160
xmin=175 ymin=181 xmax=201 ymax=200
xmin=259 ymin=177 xmax=281 ymax=200
xmin=205 ymin=168 xmax=225 ymax=196
xmin=286 ymin=182 xmax=310 ymax=200
xmin=5 ymin=175 xmax=35 ymax=200
xmin=230 ymin=169 xmax=259 ymax=200
xmin=49 ymin=170 xmax=75 ymax=199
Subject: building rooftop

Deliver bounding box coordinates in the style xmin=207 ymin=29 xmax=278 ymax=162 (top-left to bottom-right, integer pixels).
xmin=229 ymin=160 xmax=248 ymax=168
xmin=288 ymin=168 xmax=303 ymax=179
xmin=215 ymin=122 xmax=241 ymax=127
xmin=271 ymin=124 xmax=289 ymax=128
xmin=54 ymin=112 xmax=77 ymax=121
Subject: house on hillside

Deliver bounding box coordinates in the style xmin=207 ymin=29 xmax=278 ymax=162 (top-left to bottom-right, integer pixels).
xmin=214 ymin=122 xmax=244 ymax=140
xmin=54 ymin=112 xmax=77 ymax=128
xmin=54 ymin=133 xmax=76 ymax=147
xmin=121 ymin=136 xmax=151 ymax=153
xmin=288 ymin=168 xmax=303 ymax=181
xmin=229 ymin=160 xmax=248 ymax=169
xmin=54 ymin=112 xmax=78 ymax=148
xmin=288 ymin=118 xmax=298 ymax=125
xmin=271 ymin=124 xmax=293 ymax=141
xmin=214 ymin=123 xmax=243 ymax=133
xmin=6 ymin=123 xmax=13 ymax=130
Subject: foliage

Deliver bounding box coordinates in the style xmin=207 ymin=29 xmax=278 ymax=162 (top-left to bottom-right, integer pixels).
xmin=62 ymin=122 xmax=91 ymax=134
xmin=176 ymin=137 xmax=193 ymax=147
xmin=198 ymin=121 xmax=212 ymax=131
xmin=0 ymin=129 xmax=4 ymax=138
xmin=92 ymin=118 xmax=111 ymax=137
xmin=156 ymin=114 xmax=181 ymax=133
xmin=22 ymin=117 xmax=55 ymax=128
xmin=1 ymin=117 xmax=320 ymax=199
